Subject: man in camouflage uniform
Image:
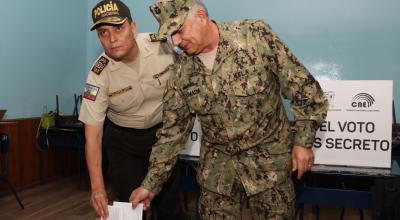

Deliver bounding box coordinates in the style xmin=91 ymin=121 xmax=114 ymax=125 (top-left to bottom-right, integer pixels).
xmin=131 ymin=0 xmax=328 ymax=219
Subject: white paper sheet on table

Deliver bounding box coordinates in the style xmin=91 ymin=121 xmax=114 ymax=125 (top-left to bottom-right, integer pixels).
xmin=101 ymin=202 xmax=143 ymax=220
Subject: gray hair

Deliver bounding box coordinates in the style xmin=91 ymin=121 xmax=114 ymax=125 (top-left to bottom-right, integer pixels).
xmin=187 ymin=0 xmax=209 ymax=19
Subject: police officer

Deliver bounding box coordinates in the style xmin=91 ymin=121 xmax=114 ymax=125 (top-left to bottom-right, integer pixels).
xmin=79 ymin=0 xmax=186 ymax=219
xmin=131 ymin=0 xmax=328 ymax=219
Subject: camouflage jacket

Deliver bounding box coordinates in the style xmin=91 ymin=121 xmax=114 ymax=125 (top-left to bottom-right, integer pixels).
xmin=142 ymin=19 xmax=328 ymax=196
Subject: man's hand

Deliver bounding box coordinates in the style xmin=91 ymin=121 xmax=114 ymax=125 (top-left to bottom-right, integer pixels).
xmin=292 ymin=146 xmax=314 ymax=179
xmin=129 ymin=187 xmax=155 ymax=211
xmin=90 ymin=187 xmax=109 ymax=219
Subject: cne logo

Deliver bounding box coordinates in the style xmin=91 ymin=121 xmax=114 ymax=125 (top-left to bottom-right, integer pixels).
xmin=94 ymin=1 xmax=119 ymax=18
xmin=351 ymin=93 xmax=375 ymax=108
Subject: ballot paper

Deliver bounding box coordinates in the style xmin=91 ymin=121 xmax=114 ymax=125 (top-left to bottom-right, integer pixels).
xmin=101 ymin=202 xmax=143 ymax=220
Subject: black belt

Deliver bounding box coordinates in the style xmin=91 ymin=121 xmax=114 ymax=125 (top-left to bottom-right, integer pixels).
xmin=107 ymin=120 xmax=163 ymax=134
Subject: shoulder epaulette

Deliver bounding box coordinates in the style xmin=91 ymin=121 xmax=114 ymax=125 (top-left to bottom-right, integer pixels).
xmin=149 ymin=33 xmax=158 ymax=42
xmin=91 ymin=56 xmax=109 ymax=75
xmin=149 ymin=33 xmax=167 ymax=42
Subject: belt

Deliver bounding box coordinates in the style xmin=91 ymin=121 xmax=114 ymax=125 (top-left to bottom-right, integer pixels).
xmin=107 ymin=119 xmax=163 ymax=134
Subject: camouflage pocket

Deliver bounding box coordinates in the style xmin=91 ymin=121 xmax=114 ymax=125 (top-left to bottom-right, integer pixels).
xmin=272 ymin=153 xmax=293 ymax=186
xmin=235 ymin=150 xmax=292 ymax=195
xmin=231 ymin=72 xmax=267 ymax=96
xmin=231 ymin=72 xmax=278 ymax=118
xmin=271 ymin=153 xmax=291 ymax=171
xmin=249 ymin=178 xmax=295 ymax=219
xmin=258 ymin=152 xmax=292 ymax=185
xmin=183 ymin=85 xmax=217 ymax=114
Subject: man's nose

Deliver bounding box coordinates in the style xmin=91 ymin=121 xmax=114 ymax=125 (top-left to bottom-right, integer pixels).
xmin=110 ymin=32 xmax=117 ymax=43
xmin=172 ymin=34 xmax=182 ymax=46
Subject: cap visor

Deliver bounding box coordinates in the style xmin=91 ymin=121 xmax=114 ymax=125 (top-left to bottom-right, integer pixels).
xmin=90 ymin=17 xmax=127 ymax=31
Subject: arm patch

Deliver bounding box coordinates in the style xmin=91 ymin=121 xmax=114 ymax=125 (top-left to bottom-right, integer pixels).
xmin=83 ymin=84 xmax=100 ymax=101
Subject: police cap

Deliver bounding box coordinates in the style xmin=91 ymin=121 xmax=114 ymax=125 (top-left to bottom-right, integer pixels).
xmin=90 ymin=0 xmax=132 ymax=31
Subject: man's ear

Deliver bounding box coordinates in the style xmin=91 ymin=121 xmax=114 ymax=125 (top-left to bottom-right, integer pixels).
xmin=130 ymin=20 xmax=138 ymax=36
xmin=196 ymin=9 xmax=208 ymax=23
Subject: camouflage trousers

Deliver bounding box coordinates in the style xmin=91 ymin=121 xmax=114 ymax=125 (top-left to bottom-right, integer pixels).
xmin=199 ymin=177 xmax=295 ymax=220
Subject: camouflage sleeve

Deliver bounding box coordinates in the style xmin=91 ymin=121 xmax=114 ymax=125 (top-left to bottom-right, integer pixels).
xmin=253 ymin=20 xmax=328 ymax=147
xmin=141 ymin=74 xmax=195 ymax=194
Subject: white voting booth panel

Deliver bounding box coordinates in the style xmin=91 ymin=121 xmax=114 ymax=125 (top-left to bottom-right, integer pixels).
xmin=181 ymin=80 xmax=393 ymax=169
xmin=181 ymin=117 xmax=201 ymax=156
xmin=315 ymin=80 xmax=393 ymax=168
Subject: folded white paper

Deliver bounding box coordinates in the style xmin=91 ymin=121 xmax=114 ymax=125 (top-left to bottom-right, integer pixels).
xmin=101 ymin=202 xmax=143 ymax=220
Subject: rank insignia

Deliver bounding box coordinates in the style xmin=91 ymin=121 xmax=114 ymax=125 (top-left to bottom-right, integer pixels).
xmin=149 ymin=33 xmax=166 ymax=42
xmin=149 ymin=33 xmax=158 ymax=42
xmin=83 ymin=84 xmax=100 ymax=101
xmin=91 ymin=56 xmax=109 ymax=75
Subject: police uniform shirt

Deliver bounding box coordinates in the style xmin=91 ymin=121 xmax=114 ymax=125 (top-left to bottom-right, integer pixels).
xmin=79 ymin=33 xmax=174 ymax=129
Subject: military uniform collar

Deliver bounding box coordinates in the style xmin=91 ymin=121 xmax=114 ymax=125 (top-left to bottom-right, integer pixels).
xmin=214 ymin=21 xmax=238 ymax=65
xmin=185 ymin=21 xmax=238 ymax=75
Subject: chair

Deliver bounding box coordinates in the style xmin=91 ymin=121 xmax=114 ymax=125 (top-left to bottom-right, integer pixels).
xmin=295 ymin=185 xmax=371 ymax=220
xmin=37 ymin=126 xmax=86 ymax=188
xmin=294 ymin=171 xmax=374 ymax=220
xmin=0 ymin=133 xmax=24 ymax=209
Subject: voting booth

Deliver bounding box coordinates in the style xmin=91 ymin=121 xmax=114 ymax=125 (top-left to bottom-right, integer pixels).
xmin=295 ymin=80 xmax=395 ymax=219
xmin=180 ymin=118 xmax=202 ymax=157
xmin=315 ymin=80 xmax=393 ymax=169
